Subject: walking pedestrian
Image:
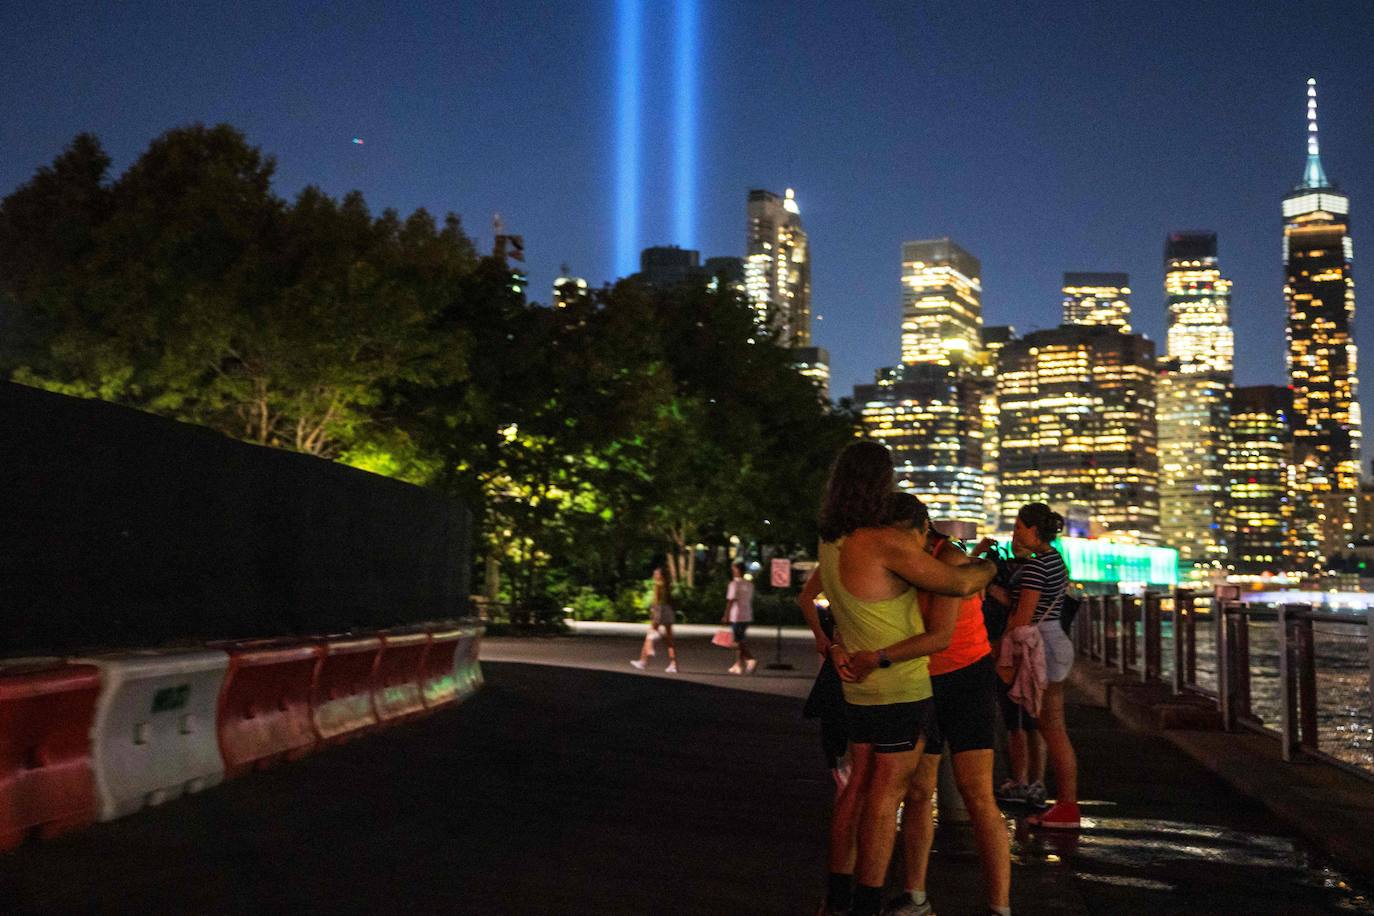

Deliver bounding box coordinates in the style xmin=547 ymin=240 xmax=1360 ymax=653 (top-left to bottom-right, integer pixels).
xmin=814 ymin=442 xmax=996 ymax=916
xmin=723 ymin=561 xmax=757 ymax=674
xmin=631 ymin=563 xmax=678 ymax=673
xmin=891 ymin=506 xmax=1012 ymax=916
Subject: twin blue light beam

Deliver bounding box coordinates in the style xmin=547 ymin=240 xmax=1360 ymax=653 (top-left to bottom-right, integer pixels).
xmin=614 ymin=0 xmax=642 ymax=277
xmin=614 ymin=0 xmax=700 ymax=278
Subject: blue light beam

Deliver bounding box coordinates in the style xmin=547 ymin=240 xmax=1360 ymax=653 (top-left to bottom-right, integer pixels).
xmin=673 ymin=0 xmax=698 ymax=250
xmin=615 ymin=0 xmax=642 ymax=278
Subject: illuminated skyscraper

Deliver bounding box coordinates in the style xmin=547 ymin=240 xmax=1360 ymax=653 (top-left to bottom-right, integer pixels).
xmin=901 ymin=239 xmax=983 ymax=365
xmin=857 ymin=363 xmax=986 ymax=526
xmin=1062 ymin=273 xmax=1132 ymax=332
xmin=1283 ymin=78 xmax=1359 ymax=565
xmin=1158 ymin=233 xmax=1234 ymax=579
xmin=978 ymin=326 xmax=1016 ymax=531
xmin=1165 ymin=233 xmax=1234 ymax=374
xmin=1227 ymin=386 xmax=1297 ymax=578
xmin=745 ymin=188 xmax=810 ymax=346
xmin=792 ymin=346 xmax=831 ymax=400
xmin=998 ymin=324 xmax=1159 ymax=543
xmin=552 ymin=265 xmax=589 ymax=309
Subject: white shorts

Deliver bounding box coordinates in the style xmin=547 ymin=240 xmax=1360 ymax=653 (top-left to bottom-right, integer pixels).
xmin=1039 ymin=620 xmax=1075 ymax=683
xmin=650 ymin=604 xmax=676 ymax=627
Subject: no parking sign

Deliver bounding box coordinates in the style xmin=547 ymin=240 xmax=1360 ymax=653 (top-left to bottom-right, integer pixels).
xmin=770 ymin=558 xmax=792 ymax=588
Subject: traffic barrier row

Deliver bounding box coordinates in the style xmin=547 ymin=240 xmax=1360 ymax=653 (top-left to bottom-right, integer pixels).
xmin=0 ymin=620 xmax=483 ymax=851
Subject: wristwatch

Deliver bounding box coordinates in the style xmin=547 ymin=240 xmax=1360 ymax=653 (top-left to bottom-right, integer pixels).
xmin=877 ymin=649 xmax=892 ymax=669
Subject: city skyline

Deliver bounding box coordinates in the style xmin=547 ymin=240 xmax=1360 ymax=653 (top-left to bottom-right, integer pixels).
xmin=2 ymin=2 xmax=1371 ymax=462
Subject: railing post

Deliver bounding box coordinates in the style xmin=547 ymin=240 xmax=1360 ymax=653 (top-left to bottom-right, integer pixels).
xmin=1235 ymin=604 xmax=1251 ymax=722
xmin=1092 ymin=596 xmax=1104 ymax=661
xmin=1185 ymin=591 xmax=1198 ymax=688
xmin=1218 ymin=598 xmax=1234 ymax=729
xmin=1296 ymin=612 xmax=1319 ymax=755
xmin=1125 ymin=595 xmax=1140 ymax=674
xmin=1114 ymin=595 xmax=1129 ymax=673
xmin=1279 ymin=604 xmax=1298 ymax=762
xmin=1171 ymin=588 xmax=1187 ymax=694
xmin=1368 ymin=608 xmax=1374 ymax=760
xmin=1143 ymin=591 xmax=1161 ymax=682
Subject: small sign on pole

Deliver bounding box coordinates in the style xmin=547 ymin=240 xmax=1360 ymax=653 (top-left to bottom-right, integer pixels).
xmin=770 ymin=558 xmax=792 ymax=588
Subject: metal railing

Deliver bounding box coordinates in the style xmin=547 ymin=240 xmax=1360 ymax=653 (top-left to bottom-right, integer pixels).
xmin=1071 ymin=587 xmax=1374 ymax=780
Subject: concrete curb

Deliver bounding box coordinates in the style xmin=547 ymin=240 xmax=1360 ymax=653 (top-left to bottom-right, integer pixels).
xmin=1069 ymin=660 xmax=1374 ymax=877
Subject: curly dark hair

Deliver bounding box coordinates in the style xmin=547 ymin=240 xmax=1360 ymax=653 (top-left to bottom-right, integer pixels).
xmin=1017 ymin=502 xmax=1065 ymax=543
xmin=818 ymin=441 xmax=895 ymax=542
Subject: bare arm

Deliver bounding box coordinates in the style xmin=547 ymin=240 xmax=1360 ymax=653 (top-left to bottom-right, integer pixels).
xmin=879 ymin=529 xmax=995 ymax=597
xmin=797 ymin=568 xmax=830 ymax=656
xmin=1007 ymin=587 xmax=1040 ymax=631
xmin=843 ymin=540 xmax=966 ymax=681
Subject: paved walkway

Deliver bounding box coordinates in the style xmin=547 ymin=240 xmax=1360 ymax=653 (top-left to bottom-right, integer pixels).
xmin=1 ymin=633 xmax=1370 ymax=914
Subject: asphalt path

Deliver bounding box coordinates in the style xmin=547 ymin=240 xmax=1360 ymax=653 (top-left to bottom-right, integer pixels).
xmin=0 ymin=633 xmax=1369 ymax=914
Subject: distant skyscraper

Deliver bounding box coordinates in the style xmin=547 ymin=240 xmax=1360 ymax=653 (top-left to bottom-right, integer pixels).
xmin=745 ymin=188 xmax=811 ymax=346
xmin=638 ymin=245 xmax=703 ymax=289
xmin=792 ymin=346 xmax=831 ymax=400
xmin=704 ymin=256 xmax=745 ymax=297
xmin=1227 ymin=386 xmax=1297 ymax=577
xmin=998 ymin=324 xmax=1159 ymax=544
xmin=1283 ymin=78 xmax=1359 ymax=565
xmin=900 ymin=238 xmax=982 ymax=365
xmin=858 ymin=363 xmax=986 ymax=526
xmin=552 ymin=265 xmax=589 ymax=309
xmin=1164 ymin=233 xmax=1234 ymax=374
xmin=1062 ymin=273 xmax=1132 ymax=332
xmin=978 ymin=325 xmax=1016 ymax=531
xmin=1158 ymin=233 xmax=1234 ymax=580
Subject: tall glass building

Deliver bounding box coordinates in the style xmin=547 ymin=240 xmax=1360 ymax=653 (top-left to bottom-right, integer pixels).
xmin=1062 ymin=272 xmax=1132 ymax=332
xmin=1283 ymin=79 xmax=1359 ymax=567
xmin=857 ymin=363 xmax=986 ymax=526
xmin=997 ymin=324 xmax=1159 ymax=543
xmin=745 ymin=188 xmax=811 ymax=347
xmin=900 ymin=238 xmax=983 ymax=366
xmin=1158 ymin=232 xmax=1234 ymax=581
xmin=1227 ymin=386 xmax=1297 ymax=579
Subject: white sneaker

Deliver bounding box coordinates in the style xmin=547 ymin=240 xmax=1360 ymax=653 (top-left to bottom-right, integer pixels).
xmin=630 ymin=659 xmax=646 ymax=670
xmin=728 ymin=663 xmax=742 ymax=674
xmin=665 ymin=662 xmax=678 ymax=673
xmin=745 ymin=658 xmax=758 ymax=674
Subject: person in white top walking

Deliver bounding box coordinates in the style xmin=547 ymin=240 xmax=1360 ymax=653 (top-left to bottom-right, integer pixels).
xmin=723 ymin=562 xmax=756 ymax=674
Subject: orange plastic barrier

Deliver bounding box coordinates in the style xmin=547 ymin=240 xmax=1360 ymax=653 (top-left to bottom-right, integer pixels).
xmin=0 ymin=660 xmax=101 ymax=851
xmin=216 ymin=639 xmax=323 ymax=778
xmin=418 ymin=625 xmax=463 ymax=709
xmin=310 ymin=636 xmax=381 ymax=743
xmin=373 ymin=631 xmax=429 ymax=724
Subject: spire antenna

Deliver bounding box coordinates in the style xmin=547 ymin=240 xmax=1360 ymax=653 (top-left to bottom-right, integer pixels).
xmin=1301 ymin=77 xmax=1330 ymax=189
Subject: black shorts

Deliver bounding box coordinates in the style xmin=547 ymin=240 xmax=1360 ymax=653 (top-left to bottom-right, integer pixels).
xmin=843 ymin=698 xmax=937 ymax=754
xmin=924 ymin=654 xmax=997 ymax=755
xmin=731 ymin=622 xmax=750 ymax=643
xmin=996 ymin=673 xmax=1038 ymax=731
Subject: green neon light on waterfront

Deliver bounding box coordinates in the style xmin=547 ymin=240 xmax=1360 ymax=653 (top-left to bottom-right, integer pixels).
xmin=995 ymin=537 xmax=1178 ymax=586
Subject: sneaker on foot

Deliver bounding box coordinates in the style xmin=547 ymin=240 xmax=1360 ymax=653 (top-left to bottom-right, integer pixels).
xmin=665 ymin=662 xmax=678 ymax=673
xmin=630 ymin=659 xmax=647 ymax=670
xmin=995 ymin=780 xmax=1028 ymax=804
xmin=1025 ymin=780 xmax=1048 ymax=809
xmin=1028 ymin=800 xmax=1081 ymax=829
xmin=745 ymin=658 xmax=758 ymax=674
xmin=883 ymin=892 xmax=933 ymax=915
xmin=728 ymin=663 xmax=742 ymax=674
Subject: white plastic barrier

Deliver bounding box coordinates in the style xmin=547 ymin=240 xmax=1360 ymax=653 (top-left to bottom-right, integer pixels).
xmin=454 ymin=624 xmax=485 ymax=701
xmin=76 ymin=649 xmax=229 ymax=821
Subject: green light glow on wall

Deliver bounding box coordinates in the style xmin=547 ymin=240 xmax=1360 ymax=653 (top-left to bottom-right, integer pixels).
xmin=997 ymin=537 xmax=1178 ymax=586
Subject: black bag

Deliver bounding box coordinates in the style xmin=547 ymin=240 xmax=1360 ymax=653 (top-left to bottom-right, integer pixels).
xmin=981 ymin=552 xmax=1018 ymax=642
xmin=1058 ymin=593 xmax=1082 ymax=637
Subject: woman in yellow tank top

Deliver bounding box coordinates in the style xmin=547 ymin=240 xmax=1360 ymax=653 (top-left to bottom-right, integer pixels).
xmin=813 ymin=442 xmax=996 ymax=916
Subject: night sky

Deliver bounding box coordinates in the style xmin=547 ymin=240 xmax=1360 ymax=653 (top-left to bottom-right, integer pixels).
xmin=4 ymin=1 xmax=1372 ymax=456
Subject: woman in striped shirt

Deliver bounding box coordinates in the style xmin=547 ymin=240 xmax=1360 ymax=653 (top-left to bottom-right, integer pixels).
xmin=1003 ymin=503 xmax=1080 ymax=829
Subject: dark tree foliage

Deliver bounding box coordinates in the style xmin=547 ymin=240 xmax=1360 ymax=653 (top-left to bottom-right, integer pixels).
xmin=1 ymin=125 xmax=857 ymax=611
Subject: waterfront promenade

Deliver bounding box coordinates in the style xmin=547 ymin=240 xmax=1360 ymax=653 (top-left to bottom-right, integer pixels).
xmin=1 ymin=632 xmax=1370 ymax=914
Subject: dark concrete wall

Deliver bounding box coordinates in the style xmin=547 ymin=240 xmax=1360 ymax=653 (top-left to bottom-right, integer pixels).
xmin=1 ymin=382 xmax=470 ymax=654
